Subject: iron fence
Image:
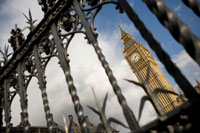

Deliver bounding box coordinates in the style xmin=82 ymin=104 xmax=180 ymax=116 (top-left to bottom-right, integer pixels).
xmin=0 ymin=0 xmax=199 ymax=133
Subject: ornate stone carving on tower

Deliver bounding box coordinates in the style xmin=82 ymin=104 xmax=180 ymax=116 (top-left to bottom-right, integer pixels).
xmin=119 ymin=26 xmax=180 ymax=112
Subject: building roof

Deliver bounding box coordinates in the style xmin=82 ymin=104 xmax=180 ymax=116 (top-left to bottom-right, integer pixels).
xmin=118 ymin=24 xmax=127 ymax=39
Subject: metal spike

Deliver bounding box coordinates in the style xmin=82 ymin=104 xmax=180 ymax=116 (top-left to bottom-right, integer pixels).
xmin=107 ymin=117 xmax=128 ymax=128
xmin=0 ymin=49 xmax=4 ymax=56
xmin=10 ymin=92 xmax=17 ymax=103
xmin=23 ymin=10 xmax=36 ymax=31
xmin=91 ymin=88 xmax=112 ymax=133
xmin=29 ymin=9 xmax=33 ymax=22
xmin=124 ymin=79 xmax=144 ymax=87
xmin=131 ymin=62 xmax=164 ymax=115
xmin=138 ymin=95 xmax=151 ymax=122
xmin=87 ymin=105 xmax=100 ymax=116
xmin=32 ymin=20 xmax=37 ymax=25
xmin=102 ymin=92 xmax=108 ymax=114
xmin=63 ymin=114 xmax=68 ymax=133
xmin=153 ymin=88 xmax=178 ymax=96
xmin=91 ymin=88 xmax=102 ymax=113
xmin=23 ymin=13 xmax=30 ymax=22
xmin=7 ymin=53 xmax=12 ymax=58
xmin=4 ymin=46 xmax=7 ymax=55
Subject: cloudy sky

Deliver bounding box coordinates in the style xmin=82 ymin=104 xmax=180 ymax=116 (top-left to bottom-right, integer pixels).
xmin=0 ymin=0 xmax=200 ymax=132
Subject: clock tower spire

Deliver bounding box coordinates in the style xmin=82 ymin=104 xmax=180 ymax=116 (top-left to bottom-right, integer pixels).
xmin=119 ymin=26 xmax=180 ymax=112
xmin=118 ymin=24 xmax=127 ymax=39
xmin=118 ymin=24 xmax=137 ymax=51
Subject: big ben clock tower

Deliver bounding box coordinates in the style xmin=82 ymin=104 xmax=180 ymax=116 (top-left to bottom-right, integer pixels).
xmin=119 ymin=26 xmax=179 ymax=112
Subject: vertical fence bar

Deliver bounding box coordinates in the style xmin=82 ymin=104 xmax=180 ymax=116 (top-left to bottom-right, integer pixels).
xmin=51 ymin=23 xmax=87 ymax=133
xmin=17 ymin=64 xmax=30 ymax=133
xmin=3 ymin=80 xmax=11 ymax=133
xmin=33 ymin=45 xmax=55 ymax=133
xmin=73 ymin=0 xmax=139 ymax=131
xmin=0 ymin=85 xmax=3 ymax=130
xmin=117 ymin=0 xmax=198 ymax=100
xmin=131 ymin=63 xmax=165 ymax=115
xmin=142 ymin=0 xmax=200 ymax=65
xmin=182 ymin=0 xmax=200 ymax=17
xmin=25 ymin=10 xmax=56 ymax=132
xmin=13 ymin=23 xmax=30 ymax=133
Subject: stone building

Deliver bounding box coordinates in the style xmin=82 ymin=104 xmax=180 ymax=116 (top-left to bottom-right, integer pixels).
xmin=68 ymin=115 xmax=119 ymax=133
xmin=119 ymin=26 xmax=180 ymax=112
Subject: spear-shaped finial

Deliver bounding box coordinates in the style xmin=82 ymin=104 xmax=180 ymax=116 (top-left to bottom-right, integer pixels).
xmin=63 ymin=113 xmax=68 ymax=133
xmin=0 ymin=45 xmax=12 ymax=63
xmin=23 ymin=9 xmax=37 ymax=31
xmin=87 ymin=88 xmax=128 ymax=132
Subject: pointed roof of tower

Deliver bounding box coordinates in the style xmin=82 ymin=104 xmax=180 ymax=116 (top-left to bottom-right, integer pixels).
xmin=118 ymin=24 xmax=127 ymax=39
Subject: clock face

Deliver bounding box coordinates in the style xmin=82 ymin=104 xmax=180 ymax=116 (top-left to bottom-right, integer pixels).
xmin=131 ymin=52 xmax=141 ymax=63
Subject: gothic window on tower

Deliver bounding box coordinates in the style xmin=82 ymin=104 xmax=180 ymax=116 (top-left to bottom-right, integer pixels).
xmin=124 ymin=36 xmax=130 ymax=42
xmin=125 ymin=39 xmax=135 ymax=48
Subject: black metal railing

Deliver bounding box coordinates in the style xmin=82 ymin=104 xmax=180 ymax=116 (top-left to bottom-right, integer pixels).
xmin=0 ymin=0 xmax=199 ymax=133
